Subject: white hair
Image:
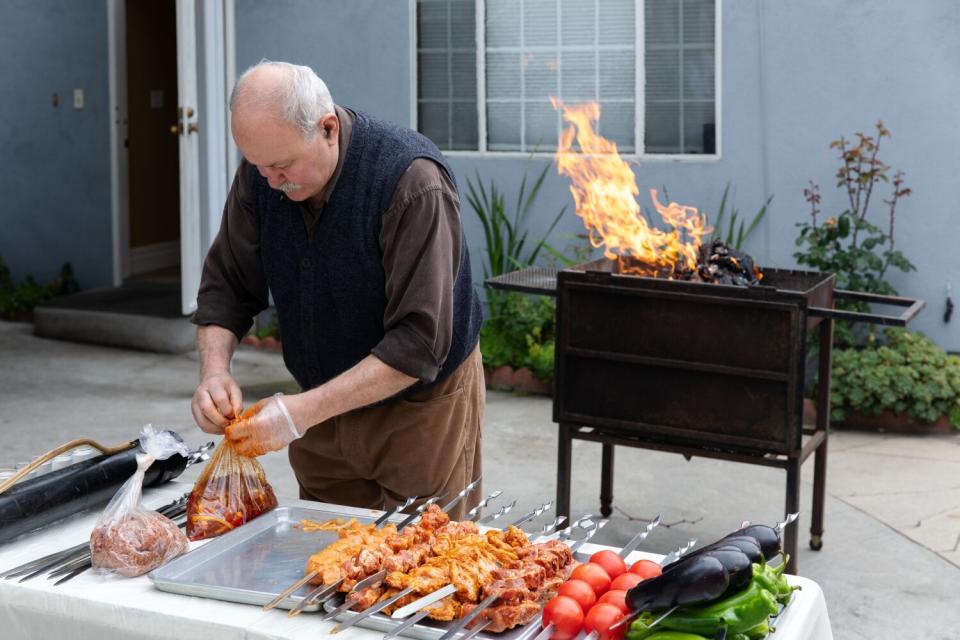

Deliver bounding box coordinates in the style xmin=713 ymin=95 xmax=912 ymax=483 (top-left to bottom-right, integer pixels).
xmin=230 ymin=60 xmax=334 ymax=139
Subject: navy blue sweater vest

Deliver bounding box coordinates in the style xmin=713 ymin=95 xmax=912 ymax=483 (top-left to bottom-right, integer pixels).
xmin=250 ymin=110 xmax=482 ymax=394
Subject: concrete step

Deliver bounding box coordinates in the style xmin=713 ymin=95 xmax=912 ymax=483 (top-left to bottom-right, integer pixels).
xmin=33 ymin=282 xmax=195 ymax=353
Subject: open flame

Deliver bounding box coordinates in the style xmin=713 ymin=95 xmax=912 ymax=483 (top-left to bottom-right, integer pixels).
xmin=552 ymin=99 xmax=710 ymax=277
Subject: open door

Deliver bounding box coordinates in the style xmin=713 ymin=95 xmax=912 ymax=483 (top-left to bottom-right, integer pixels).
xmin=175 ymin=0 xmax=203 ymax=315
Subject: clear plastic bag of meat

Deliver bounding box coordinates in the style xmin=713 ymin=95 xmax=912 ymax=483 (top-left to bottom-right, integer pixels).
xmin=185 ymin=431 xmax=278 ymax=541
xmin=90 ymin=425 xmax=191 ymax=577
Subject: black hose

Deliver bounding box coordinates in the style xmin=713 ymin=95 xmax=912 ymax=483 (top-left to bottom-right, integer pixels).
xmin=0 ymin=439 xmax=188 ymax=543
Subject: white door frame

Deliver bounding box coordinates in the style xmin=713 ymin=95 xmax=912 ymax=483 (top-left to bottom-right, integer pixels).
xmin=107 ymin=0 xmax=236 ymax=315
xmin=175 ymin=0 xmax=202 ymax=315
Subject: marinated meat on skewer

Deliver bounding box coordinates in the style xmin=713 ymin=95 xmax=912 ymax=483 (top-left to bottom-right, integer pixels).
xmin=299 ymin=505 xmax=577 ymax=632
xmin=381 ymin=531 xmax=576 ymax=630
xmin=305 ymin=521 xmax=399 ymax=585
xmin=462 ymin=540 xmax=577 ymax=631
xmin=340 ymin=505 xmax=454 ymax=589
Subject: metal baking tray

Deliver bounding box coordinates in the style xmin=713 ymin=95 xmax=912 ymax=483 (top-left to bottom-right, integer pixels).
xmin=149 ymin=503 xmax=384 ymax=611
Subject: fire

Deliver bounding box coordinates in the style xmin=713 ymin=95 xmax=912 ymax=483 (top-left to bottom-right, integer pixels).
xmin=551 ymin=99 xmax=710 ymax=277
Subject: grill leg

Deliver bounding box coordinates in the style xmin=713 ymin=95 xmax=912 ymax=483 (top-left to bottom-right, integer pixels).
xmin=811 ymin=317 xmax=833 ymax=551
xmin=557 ymin=423 xmax=573 ymax=522
xmin=600 ymin=443 xmax=615 ymax=517
xmin=784 ymin=459 xmax=801 ymax=574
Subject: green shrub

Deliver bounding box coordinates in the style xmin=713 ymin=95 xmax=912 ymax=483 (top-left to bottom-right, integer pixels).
xmin=480 ymin=292 xmax=556 ymax=381
xmin=830 ymin=328 xmax=960 ymax=427
xmin=0 ymin=257 xmax=79 ymax=320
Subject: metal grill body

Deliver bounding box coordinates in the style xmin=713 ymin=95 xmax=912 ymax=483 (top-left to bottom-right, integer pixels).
xmin=553 ymin=260 xmax=834 ymax=573
xmin=488 ymin=258 xmax=921 ymax=574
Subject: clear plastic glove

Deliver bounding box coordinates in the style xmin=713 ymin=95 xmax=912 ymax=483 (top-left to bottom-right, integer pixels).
xmin=224 ymin=393 xmax=302 ymax=457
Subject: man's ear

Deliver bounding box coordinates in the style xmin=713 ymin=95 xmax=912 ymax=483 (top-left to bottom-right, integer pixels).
xmin=319 ymin=113 xmax=339 ymax=141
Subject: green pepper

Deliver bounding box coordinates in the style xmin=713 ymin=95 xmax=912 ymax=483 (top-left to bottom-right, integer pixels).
xmin=741 ymin=621 xmax=771 ymax=639
xmin=635 ymin=633 xmax=711 ymax=640
xmin=753 ymin=560 xmax=799 ymax=605
xmin=629 ymin=580 xmax=779 ymax=638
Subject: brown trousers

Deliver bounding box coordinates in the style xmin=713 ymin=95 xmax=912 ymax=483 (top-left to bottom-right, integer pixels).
xmin=288 ymin=347 xmax=484 ymax=520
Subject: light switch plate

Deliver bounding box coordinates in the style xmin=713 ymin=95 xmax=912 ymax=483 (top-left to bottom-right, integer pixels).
xmin=73 ymin=88 xmax=84 ymax=109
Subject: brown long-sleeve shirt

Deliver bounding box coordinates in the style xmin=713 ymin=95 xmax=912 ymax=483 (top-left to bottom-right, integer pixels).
xmin=192 ymin=106 xmax=463 ymax=384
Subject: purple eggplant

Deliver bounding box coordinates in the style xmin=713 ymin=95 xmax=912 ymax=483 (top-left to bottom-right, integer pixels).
xmin=626 ymin=554 xmax=729 ymax=613
xmin=731 ymin=524 xmax=781 ymax=560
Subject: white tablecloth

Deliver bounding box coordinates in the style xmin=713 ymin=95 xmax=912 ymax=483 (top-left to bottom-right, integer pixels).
xmin=0 ymin=482 xmax=832 ymax=640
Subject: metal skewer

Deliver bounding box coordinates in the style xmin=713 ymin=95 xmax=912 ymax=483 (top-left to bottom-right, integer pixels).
xmin=536 ymin=516 xmax=567 ymax=538
xmin=396 ymin=493 xmax=449 ymax=530
xmin=506 ymin=501 xmax=553 ymax=529
xmin=465 ymin=490 xmax=502 ymax=521
xmin=384 ymin=606 xmax=435 ymax=639
xmin=618 ymin=515 xmax=661 ymax=559
xmin=775 ymin=512 xmax=799 ymax=534
xmin=658 ymin=537 xmax=697 ymax=567
xmin=330 ymin=585 xmax=417 ymax=634
xmin=440 ymin=477 xmax=483 ymax=515
xmin=290 ymin=568 xmax=388 ymax=618
xmin=569 ymin=518 xmax=608 ymax=554
xmin=476 ymin=500 xmax=517 ymax=525
xmin=436 ymin=592 xmax=498 ymax=640
xmin=548 ymin=514 xmax=596 ymax=541
xmin=264 ymin=571 xmax=321 ymax=612
xmin=391 ymin=584 xmax=458 ymax=619
xmin=287 ymin=580 xmax=342 ymax=617
xmin=459 ymin=618 xmax=493 ymax=640
xmin=375 ymin=496 xmax=419 ymax=526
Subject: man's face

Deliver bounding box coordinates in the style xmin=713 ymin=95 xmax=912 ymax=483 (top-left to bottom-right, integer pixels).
xmin=232 ymin=111 xmax=338 ymax=202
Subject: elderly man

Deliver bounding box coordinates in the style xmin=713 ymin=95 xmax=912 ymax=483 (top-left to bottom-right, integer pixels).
xmin=190 ymin=61 xmax=484 ymax=519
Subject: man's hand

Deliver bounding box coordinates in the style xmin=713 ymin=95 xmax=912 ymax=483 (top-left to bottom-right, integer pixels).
xmin=225 ymin=393 xmax=303 ymax=457
xmin=192 ymin=371 xmax=243 ymax=434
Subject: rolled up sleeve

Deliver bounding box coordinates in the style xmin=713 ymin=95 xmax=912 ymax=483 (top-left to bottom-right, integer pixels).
xmin=191 ymin=163 xmax=270 ymax=339
xmin=372 ymin=160 xmax=461 ymax=383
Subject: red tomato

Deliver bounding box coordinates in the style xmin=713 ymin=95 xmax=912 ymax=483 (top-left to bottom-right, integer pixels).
xmin=570 ymin=562 xmax=612 ymax=596
xmin=628 ymin=559 xmax=663 ymax=580
xmin=609 ymin=572 xmax=644 ymax=591
xmin=541 ymin=595 xmax=584 ymax=640
xmin=589 ymin=550 xmax=627 ymax=579
xmin=597 ymin=589 xmax=630 ymax=614
xmin=557 ymin=579 xmax=597 ymax=611
xmin=583 ymin=602 xmax=626 ymax=640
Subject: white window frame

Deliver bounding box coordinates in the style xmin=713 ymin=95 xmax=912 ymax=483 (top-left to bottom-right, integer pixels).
xmin=409 ymin=0 xmax=722 ymax=162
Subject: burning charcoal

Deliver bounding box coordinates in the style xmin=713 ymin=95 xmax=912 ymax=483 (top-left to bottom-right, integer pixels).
xmin=689 ymin=239 xmax=762 ymax=286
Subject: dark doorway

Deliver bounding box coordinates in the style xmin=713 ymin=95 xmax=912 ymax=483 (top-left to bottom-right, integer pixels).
xmin=125 ymin=0 xmax=180 ymax=280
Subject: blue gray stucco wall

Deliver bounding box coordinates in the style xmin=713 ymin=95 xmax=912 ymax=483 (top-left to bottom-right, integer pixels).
xmin=0 ymin=0 xmax=113 ymax=289
xmin=233 ymin=0 xmax=412 ymax=122
xmin=237 ymin=0 xmax=960 ymax=350
xmin=2 ymin=1 xmax=952 ymax=348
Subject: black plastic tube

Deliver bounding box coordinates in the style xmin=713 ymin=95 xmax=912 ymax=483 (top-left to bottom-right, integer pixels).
xmin=0 ymin=441 xmax=188 ymax=543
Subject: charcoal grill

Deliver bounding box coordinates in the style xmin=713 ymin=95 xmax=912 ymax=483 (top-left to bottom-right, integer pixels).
xmin=487 ymin=259 xmax=924 ymax=573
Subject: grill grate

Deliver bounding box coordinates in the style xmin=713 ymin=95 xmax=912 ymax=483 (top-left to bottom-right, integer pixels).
xmin=484 ymin=266 xmax=559 ymax=296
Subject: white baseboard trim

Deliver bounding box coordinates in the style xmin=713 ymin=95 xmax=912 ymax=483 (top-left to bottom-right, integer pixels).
xmin=129 ymin=240 xmax=180 ymax=275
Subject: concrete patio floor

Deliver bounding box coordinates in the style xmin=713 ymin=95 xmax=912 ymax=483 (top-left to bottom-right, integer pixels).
xmin=1 ymin=319 xmax=957 ymax=639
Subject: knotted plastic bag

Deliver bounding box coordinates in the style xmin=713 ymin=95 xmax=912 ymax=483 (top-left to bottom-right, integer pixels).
xmin=186 ymin=431 xmax=278 ymax=541
xmin=90 ymin=425 xmax=190 ymax=577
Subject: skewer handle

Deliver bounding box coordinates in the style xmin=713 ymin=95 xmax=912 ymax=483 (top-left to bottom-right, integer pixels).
xmin=531 ymin=622 xmax=555 ymax=640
